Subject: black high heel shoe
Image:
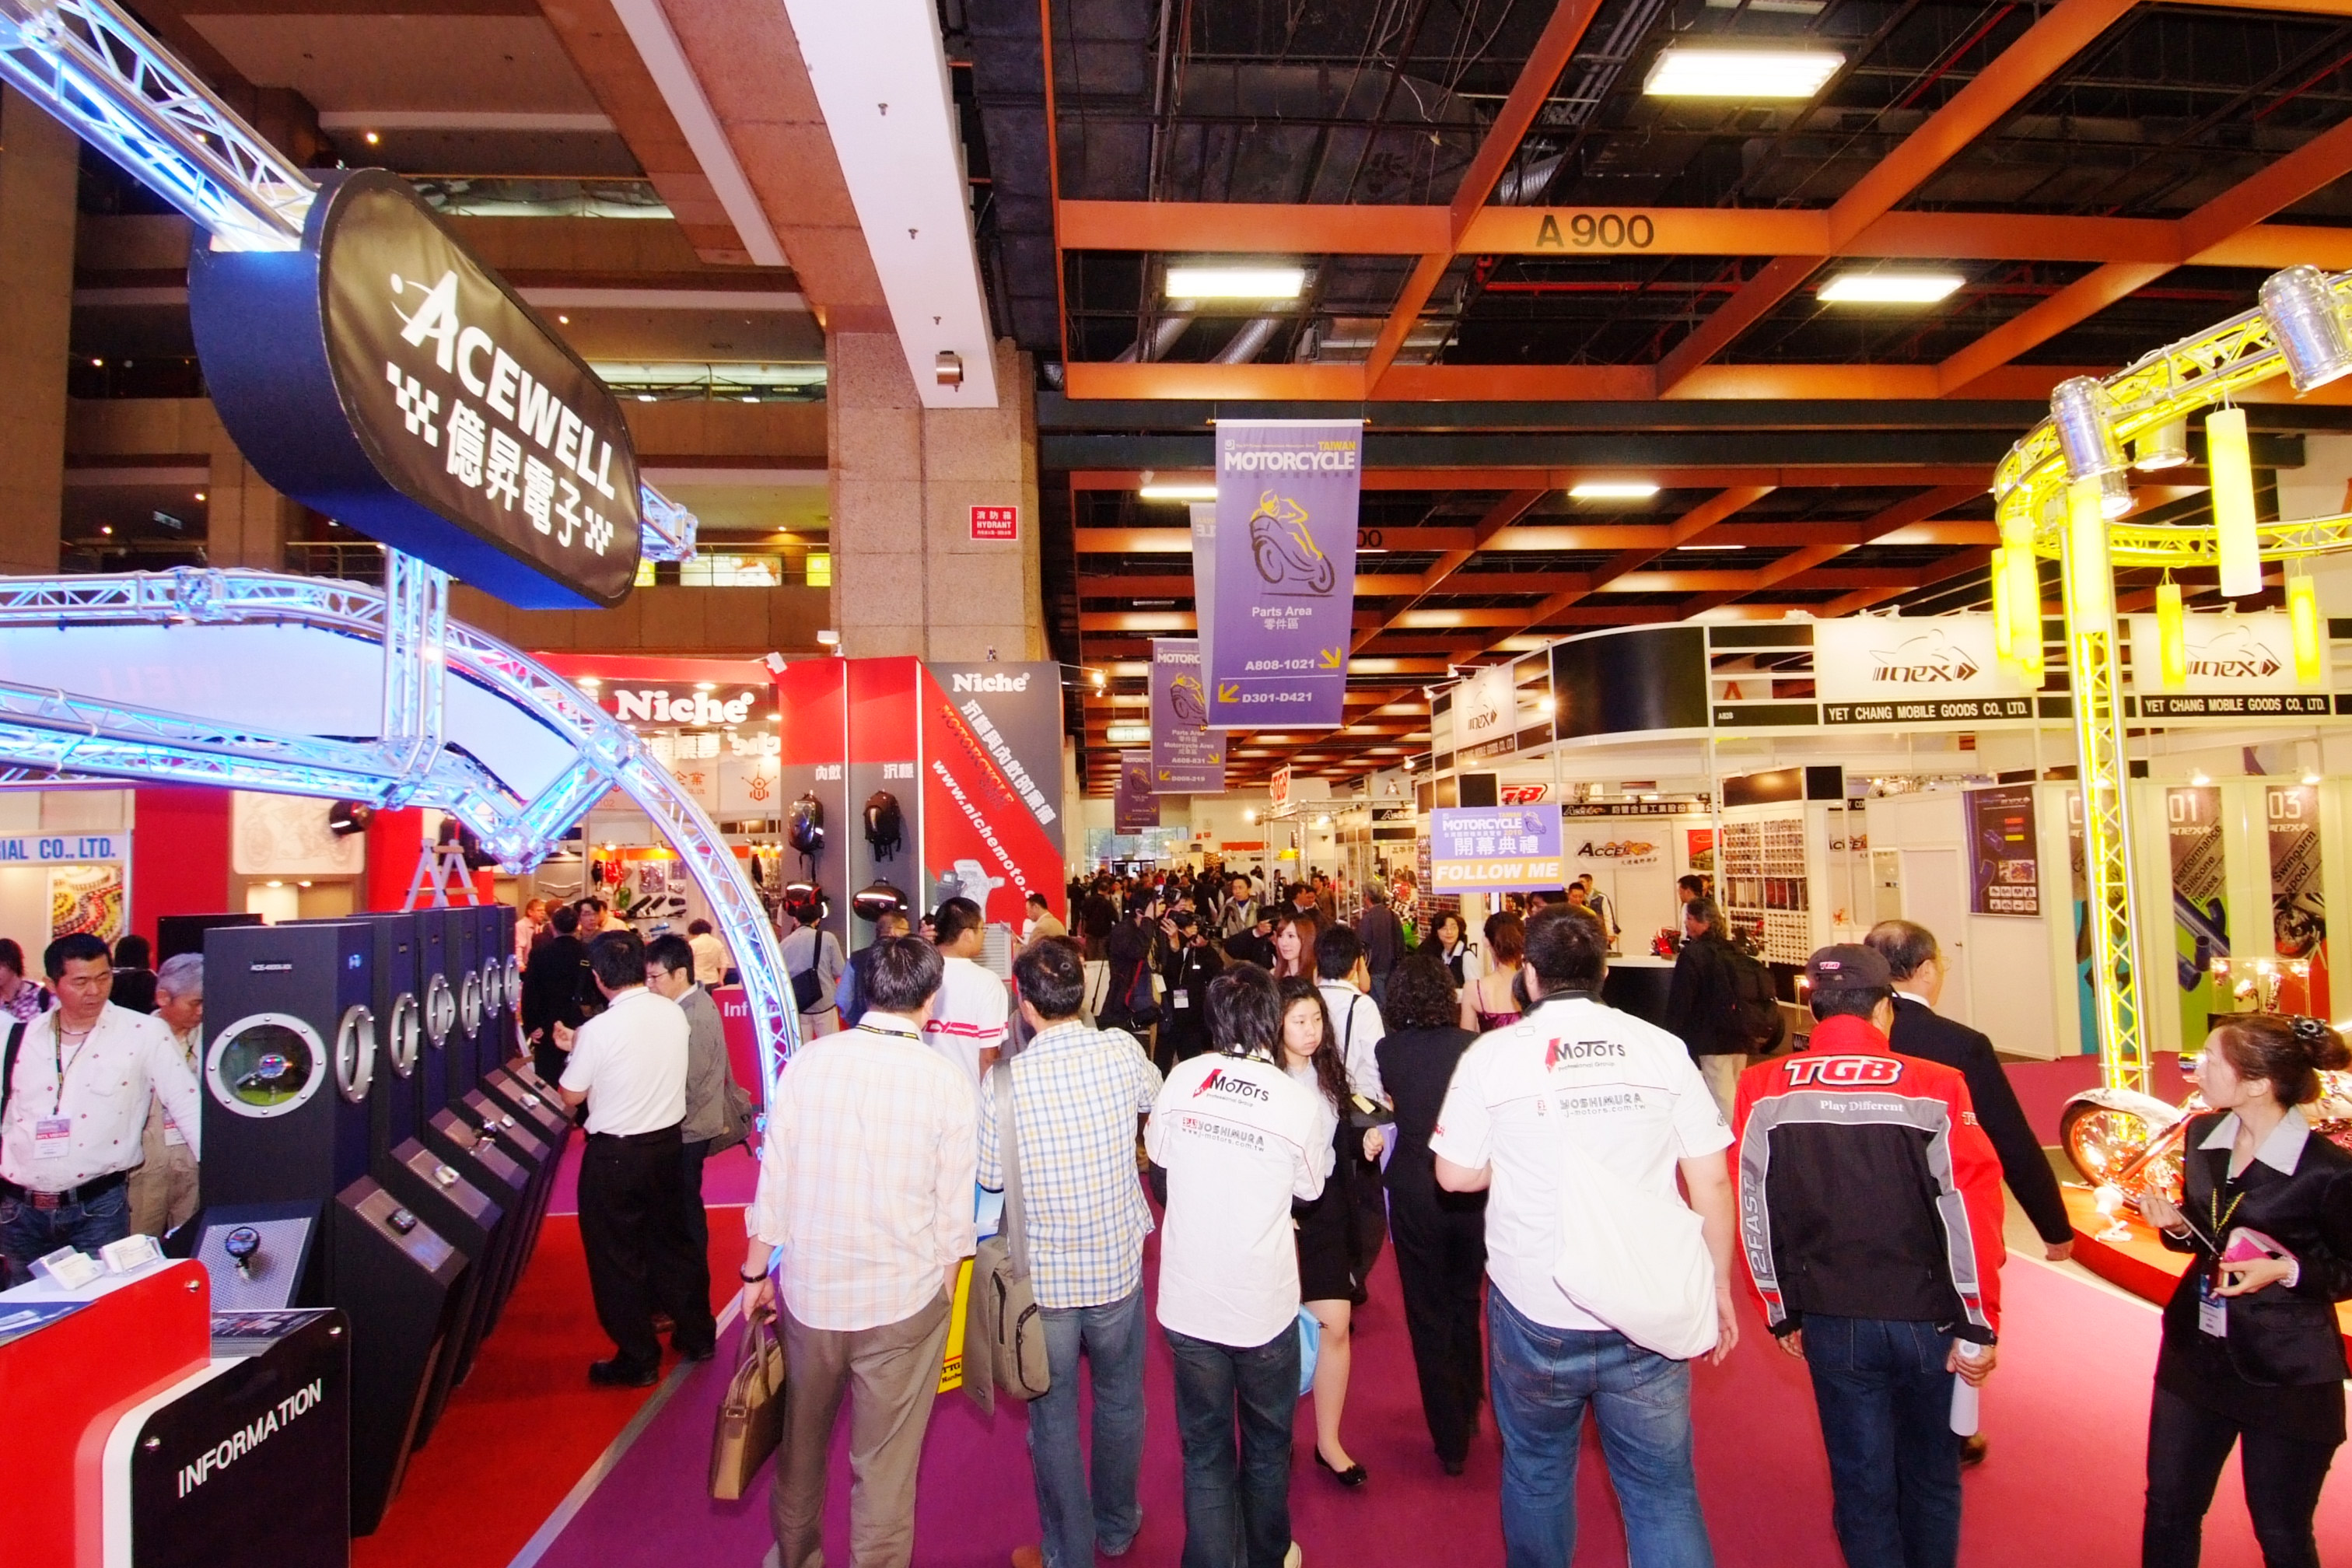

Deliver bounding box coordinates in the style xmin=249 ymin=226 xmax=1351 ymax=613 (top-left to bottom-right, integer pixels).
xmin=1314 ymin=1449 xmax=1368 ymax=1489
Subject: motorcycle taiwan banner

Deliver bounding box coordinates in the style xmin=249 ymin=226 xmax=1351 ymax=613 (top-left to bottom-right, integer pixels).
xmin=1428 ymin=806 xmax=1565 ymax=892
xmin=1964 ymin=785 xmax=2039 ymax=917
xmin=1202 ymin=419 xmax=1363 ymax=729
xmin=2166 ymin=784 xmax=2227 ymax=1051
xmin=1150 ymin=639 xmax=1224 ymax=793
xmin=2267 ymin=782 xmax=2329 ymax=1015
xmin=1115 ymin=751 xmax=1160 ymax=833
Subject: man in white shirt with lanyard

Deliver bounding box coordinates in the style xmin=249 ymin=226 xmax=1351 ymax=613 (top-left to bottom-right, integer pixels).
xmin=0 ymin=933 xmax=199 ymax=1284
xmin=555 ymin=929 xmax=716 ymax=1385
xmin=1434 ymin=905 xmax=1738 ymax=1568
xmin=743 ymin=935 xmax=977 ymax=1568
xmin=923 ymin=895 xmax=1007 ymax=1090
xmin=1147 ymin=964 xmax=1329 ymax=1568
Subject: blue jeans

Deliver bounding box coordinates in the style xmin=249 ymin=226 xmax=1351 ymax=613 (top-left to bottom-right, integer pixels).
xmin=1165 ymin=1321 xmax=1300 ymax=1568
xmin=1030 ymin=1287 xmax=1148 ymax=1568
xmin=1487 ymin=1289 xmax=1715 ymax=1568
xmin=1800 ymin=1314 xmax=1962 ymax=1568
xmin=0 ymin=1181 xmax=132 ymax=1286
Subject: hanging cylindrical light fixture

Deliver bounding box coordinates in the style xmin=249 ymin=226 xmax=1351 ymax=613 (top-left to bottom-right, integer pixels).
xmin=2133 ymin=416 xmax=2190 ymax=471
xmin=2289 ymin=572 xmax=2324 ymax=684
xmin=2051 ymin=376 xmax=2127 ymax=483
xmin=2098 ymin=467 xmax=2134 ymax=519
xmin=2155 ymin=579 xmax=2188 ymax=688
xmin=1990 ymin=545 xmax=2014 ymax=657
xmin=2067 ymin=476 xmax=2112 ymax=625
xmin=2258 ymin=265 xmax=2352 ymax=394
xmin=2000 ymin=499 xmax=2042 ymax=679
xmin=2207 ymin=406 xmax=2263 ymax=598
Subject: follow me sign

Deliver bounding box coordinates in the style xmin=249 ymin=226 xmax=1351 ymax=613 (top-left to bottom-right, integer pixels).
xmin=0 ymin=835 xmax=121 ymax=864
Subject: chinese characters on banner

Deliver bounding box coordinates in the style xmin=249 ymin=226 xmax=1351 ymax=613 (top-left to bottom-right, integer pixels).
xmin=2267 ymin=782 xmax=2329 ymax=1015
xmin=1201 ymin=420 xmax=1362 ymax=729
xmin=2167 ymin=785 xmax=2227 ymax=1049
xmin=1115 ymin=752 xmax=1160 ymax=832
xmin=1150 ymin=639 xmax=1224 ymax=793
xmin=1964 ymin=785 xmax=2040 ymax=916
xmin=1427 ymin=807 xmax=1565 ymax=891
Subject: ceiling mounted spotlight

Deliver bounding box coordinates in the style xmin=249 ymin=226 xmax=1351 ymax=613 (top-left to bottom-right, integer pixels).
xmin=2098 ymin=467 xmax=2134 ymax=520
xmin=2049 ymin=376 xmax=2127 ymax=485
xmin=2133 ymin=416 xmax=2189 ymax=471
xmin=2259 ymin=265 xmax=2352 ymax=393
xmin=935 ymin=351 xmax=964 ymax=388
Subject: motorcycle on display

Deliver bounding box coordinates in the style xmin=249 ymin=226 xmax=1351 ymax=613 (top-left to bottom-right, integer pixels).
xmin=2060 ymin=1066 xmax=2352 ymax=1208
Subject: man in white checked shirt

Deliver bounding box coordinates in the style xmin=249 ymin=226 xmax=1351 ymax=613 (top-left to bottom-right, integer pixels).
xmin=741 ymin=935 xmax=978 ymax=1568
xmin=982 ymin=937 xmax=1161 ymax=1568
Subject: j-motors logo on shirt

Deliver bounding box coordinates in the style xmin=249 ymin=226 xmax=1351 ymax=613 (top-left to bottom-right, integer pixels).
xmin=1781 ymin=1055 xmax=1904 ymax=1087
xmin=1193 ymin=1066 xmax=1271 ymax=1103
xmin=1544 ymin=1038 xmax=1626 ymax=1069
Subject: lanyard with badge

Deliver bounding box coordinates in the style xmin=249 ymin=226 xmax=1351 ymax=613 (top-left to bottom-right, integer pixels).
xmin=2171 ymin=1162 xmax=2245 ymax=1338
xmin=36 ymin=1018 xmax=93 ymax=1161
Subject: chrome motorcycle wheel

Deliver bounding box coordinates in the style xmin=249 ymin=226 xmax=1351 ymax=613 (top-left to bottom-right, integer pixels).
xmin=2060 ymin=1101 xmax=2152 ymax=1185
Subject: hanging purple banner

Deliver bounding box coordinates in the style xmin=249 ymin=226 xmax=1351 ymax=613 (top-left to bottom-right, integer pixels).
xmin=1150 ymin=639 xmax=1225 ymax=793
xmin=1115 ymin=751 xmax=1160 ymax=832
xmin=1204 ymin=419 xmax=1362 ymax=729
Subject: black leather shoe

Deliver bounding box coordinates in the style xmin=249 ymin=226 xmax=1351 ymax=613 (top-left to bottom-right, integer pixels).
xmin=1314 ymin=1449 xmax=1368 ymax=1488
xmin=588 ymin=1358 xmax=660 ymax=1388
xmin=676 ymin=1339 xmax=717 ymax=1363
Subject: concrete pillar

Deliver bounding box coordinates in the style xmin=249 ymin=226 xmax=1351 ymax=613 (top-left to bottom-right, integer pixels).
xmin=0 ymin=87 xmax=79 ymax=574
xmin=205 ymin=444 xmax=293 ymax=570
xmin=829 ymin=334 xmax=1043 ymax=661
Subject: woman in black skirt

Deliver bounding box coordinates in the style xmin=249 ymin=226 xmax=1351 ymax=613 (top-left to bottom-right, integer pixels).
xmin=1278 ymin=976 xmax=1377 ymax=1488
xmin=2138 ymin=1013 xmax=2352 ymax=1568
xmin=1375 ymin=952 xmax=1487 ymax=1475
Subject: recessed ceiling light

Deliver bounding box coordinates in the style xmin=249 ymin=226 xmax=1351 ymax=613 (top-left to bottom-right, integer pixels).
xmin=1818 ymin=271 xmax=1965 ymax=305
xmin=1570 ymin=481 xmax=1660 ymax=500
xmin=1139 ymin=482 xmax=1218 ymax=502
xmin=1644 ymin=46 xmax=1843 ymax=99
xmin=363 ymin=131 xmax=380 ymax=145
xmin=1675 ymin=543 xmax=1747 ymax=551
xmin=1164 ymin=265 xmax=1307 ymax=300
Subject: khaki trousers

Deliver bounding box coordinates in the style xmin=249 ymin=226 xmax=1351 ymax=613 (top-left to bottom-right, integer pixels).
xmin=772 ymin=1289 xmax=952 ymax=1568
xmin=126 ymin=1100 xmax=199 ymax=1237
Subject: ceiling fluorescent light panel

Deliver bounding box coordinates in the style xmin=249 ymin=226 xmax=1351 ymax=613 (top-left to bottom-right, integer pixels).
xmin=1645 ymin=47 xmax=1843 ymax=99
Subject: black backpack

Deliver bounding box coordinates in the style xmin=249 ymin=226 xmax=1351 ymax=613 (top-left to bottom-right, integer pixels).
xmin=1720 ymin=943 xmax=1786 ymax=1052
xmin=1107 ymin=953 xmax=1160 ymax=1029
xmin=788 ymin=792 xmax=824 ymax=872
xmin=863 ymin=791 xmax=904 ymax=860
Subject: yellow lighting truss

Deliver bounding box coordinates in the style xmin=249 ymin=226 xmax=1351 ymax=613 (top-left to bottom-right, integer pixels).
xmin=1993 ymin=268 xmax=2352 ymax=1095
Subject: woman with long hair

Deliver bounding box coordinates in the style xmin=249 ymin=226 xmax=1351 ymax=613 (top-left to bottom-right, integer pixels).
xmin=1430 ymin=912 xmax=1470 ymax=986
xmin=1374 ymin=952 xmax=1486 ymax=1474
xmin=2138 ymin=1013 xmax=2352 ymax=1567
xmin=1459 ymin=911 xmax=1524 ymax=1032
xmin=1278 ymin=975 xmax=1373 ymax=1489
xmin=1272 ymin=908 xmax=1321 ymax=982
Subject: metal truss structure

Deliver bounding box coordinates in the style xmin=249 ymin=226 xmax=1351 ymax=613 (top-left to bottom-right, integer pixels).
xmin=1993 ymin=267 xmax=2352 ymax=1096
xmin=0 ymin=568 xmax=802 ymax=1098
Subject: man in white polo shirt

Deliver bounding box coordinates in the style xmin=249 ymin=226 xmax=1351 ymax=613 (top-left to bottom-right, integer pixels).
xmin=555 ymin=928 xmax=716 ymax=1385
xmin=1147 ymin=964 xmax=1328 ymax=1568
xmin=1434 ymin=905 xmax=1738 ymax=1568
xmin=922 ymin=896 xmax=1007 ymax=1089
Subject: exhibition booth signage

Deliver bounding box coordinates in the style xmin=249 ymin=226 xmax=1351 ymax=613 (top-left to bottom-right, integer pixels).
xmin=1199 ymin=419 xmax=1363 ymax=729
xmin=1150 ymin=639 xmax=1225 ymax=793
xmin=191 ymin=170 xmax=645 ymax=609
xmin=1428 ymin=805 xmax=1565 ymax=891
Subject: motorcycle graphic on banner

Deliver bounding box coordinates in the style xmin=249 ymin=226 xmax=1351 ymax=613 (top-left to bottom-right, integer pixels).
xmin=1150 ymin=638 xmax=1225 ymax=793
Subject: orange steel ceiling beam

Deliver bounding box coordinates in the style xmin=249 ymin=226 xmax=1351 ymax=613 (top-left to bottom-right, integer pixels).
xmin=1468 ymin=486 xmax=1767 ymax=649
xmin=1938 ymin=112 xmax=2352 ymax=394
xmin=1061 ymin=359 xmax=2091 ymax=402
xmin=1652 ymin=0 xmax=2137 ymax=394
xmin=1673 ymin=484 xmax=1983 ymax=617
xmin=1069 ymin=465 xmax=1992 ymax=493
xmin=1351 ymin=489 xmax=1547 ymax=653
xmin=1819 ymin=545 xmax=1996 ymax=617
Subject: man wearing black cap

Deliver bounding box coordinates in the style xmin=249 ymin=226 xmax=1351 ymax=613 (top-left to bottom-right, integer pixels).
xmin=1731 ymin=944 xmax=2007 ymax=1568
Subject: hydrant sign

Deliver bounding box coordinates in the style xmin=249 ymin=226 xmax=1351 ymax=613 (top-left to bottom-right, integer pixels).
xmin=969 ymin=505 xmax=1018 ymax=541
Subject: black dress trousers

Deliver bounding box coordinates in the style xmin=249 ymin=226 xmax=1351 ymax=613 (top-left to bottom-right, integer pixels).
xmin=576 ymin=1123 xmax=716 ymax=1372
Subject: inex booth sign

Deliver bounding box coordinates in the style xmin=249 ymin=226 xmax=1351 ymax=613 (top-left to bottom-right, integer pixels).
xmin=189 ymin=169 xmax=642 ymax=609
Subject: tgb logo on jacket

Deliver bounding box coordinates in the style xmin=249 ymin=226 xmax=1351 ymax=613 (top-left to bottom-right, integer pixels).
xmin=1780 ymin=1055 xmax=1902 ymax=1087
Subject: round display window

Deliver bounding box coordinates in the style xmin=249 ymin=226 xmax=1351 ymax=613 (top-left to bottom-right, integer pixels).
xmin=386 ymin=992 xmax=422 ymax=1077
xmin=425 ymin=973 xmax=455 ymax=1047
xmin=206 ymin=1013 xmax=327 ymax=1119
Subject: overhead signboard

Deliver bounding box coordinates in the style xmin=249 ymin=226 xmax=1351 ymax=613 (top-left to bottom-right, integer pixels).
xmin=1115 ymin=751 xmax=1160 ymax=832
xmin=1813 ymin=618 xmax=2039 ymax=726
xmin=1201 ymin=419 xmax=1362 ymax=729
xmin=1427 ymin=806 xmax=1565 ymax=892
xmin=2126 ymin=612 xmax=2330 ymax=718
xmin=1150 ymin=639 xmax=1224 ymax=793
xmin=928 ymin=662 xmax=1062 ymax=832
xmin=1452 ymin=661 xmax=1521 ymax=764
xmin=190 ymin=169 xmax=644 ymax=610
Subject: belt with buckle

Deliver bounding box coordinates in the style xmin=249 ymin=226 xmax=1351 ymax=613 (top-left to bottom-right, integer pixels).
xmin=1 ymin=1170 xmax=129 ymax=1209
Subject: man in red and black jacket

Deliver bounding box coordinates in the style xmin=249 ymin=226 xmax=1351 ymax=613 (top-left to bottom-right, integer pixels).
xmin=1731 ymin=944 xmax=2006 ymax=1568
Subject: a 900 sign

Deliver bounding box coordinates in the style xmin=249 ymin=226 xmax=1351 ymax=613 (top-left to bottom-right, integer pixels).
xmin=1535 ymin=212 xmax=1657 ymax=250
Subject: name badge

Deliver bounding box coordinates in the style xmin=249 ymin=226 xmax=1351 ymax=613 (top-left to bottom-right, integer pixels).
xmin=1171 ymin=990 xmax=1190 ymax=1009
xmin=34 ymin=1115 xmax=71 ymax=1160
xmin=2197 ymin=1272 xmax=2228 ymax=1337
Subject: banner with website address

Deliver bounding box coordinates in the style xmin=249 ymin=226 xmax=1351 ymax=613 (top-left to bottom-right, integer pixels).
xmin=1201 ymin=419 xmax=1362 ymax=730
xmin=1150 ymin=639 xmax=1224 ymax=793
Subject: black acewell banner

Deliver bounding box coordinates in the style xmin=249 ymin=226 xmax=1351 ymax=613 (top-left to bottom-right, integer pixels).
xmin=191 ymin=169 xmax=643 ymax=609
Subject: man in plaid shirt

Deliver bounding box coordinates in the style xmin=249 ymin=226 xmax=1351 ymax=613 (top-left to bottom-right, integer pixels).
xmin=982 ymin=936 xmax=1162 ymax=1568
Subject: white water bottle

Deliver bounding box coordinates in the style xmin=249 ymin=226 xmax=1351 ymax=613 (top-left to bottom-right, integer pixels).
xmin=1949 ymin=1341 xmax=1986 ymax=1436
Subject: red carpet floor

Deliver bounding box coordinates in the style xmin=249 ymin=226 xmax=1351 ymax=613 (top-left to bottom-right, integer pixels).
xmin=352 ymin=1208 xmax=749 ymax=1568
